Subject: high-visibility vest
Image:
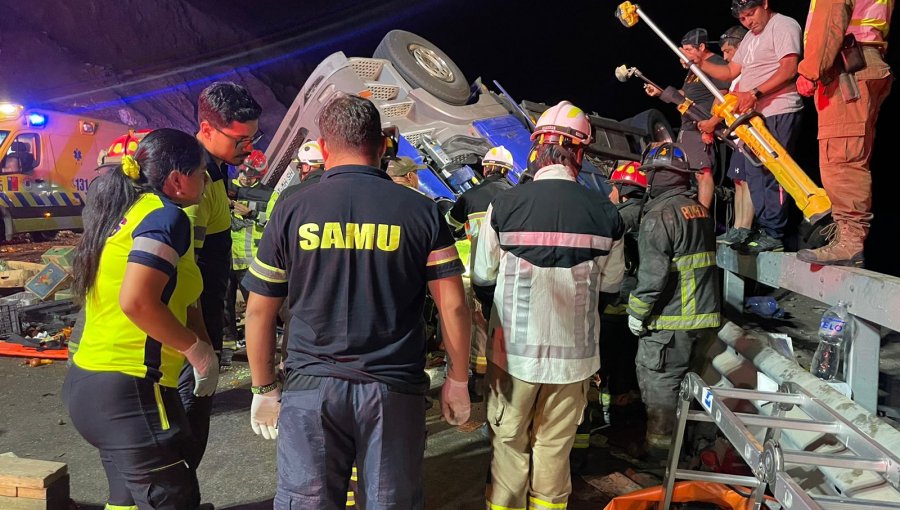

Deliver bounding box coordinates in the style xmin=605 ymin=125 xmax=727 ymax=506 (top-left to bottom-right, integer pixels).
xmin=231 ymin=179 xmax=266 ymax=270
xmin=806 ymin=0 xmax=892 ymax=44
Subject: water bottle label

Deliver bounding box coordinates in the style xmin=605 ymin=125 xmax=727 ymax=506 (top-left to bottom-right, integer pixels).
xmin=820 ymin=317 xmax=846 ymax=334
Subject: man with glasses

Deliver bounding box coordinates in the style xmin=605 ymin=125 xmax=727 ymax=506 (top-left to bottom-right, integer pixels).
xmin=180 ymin=80 xmax=262 ymax=478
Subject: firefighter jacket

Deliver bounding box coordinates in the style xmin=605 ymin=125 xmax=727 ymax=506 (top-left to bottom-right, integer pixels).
xmin=229 ymin=179 xmax=272 ymax=270
xmin=446 ymin=173 xmax=512 ymax=273
xmin=627 ymin=188 xmax=720 ymax=331
xmin=473 ymin=164 xmax=625 ymax=384
xmin=801 ymin=0 xmax=892 ymax=82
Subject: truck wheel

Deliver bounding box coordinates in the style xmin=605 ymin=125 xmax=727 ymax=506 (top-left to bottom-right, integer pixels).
xmin=374 ymin=30 xmax=471 ymax=106
xmin=625 ymin=109 xmax=675 ymax=146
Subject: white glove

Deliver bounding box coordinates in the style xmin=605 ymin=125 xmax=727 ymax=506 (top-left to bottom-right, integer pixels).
xmin=441 ymin=376 xmax=471 ymax=425
xmin=180 ymin=337 xmax=219 ymax=397
xmin=251 ymin=389 xmax=281 ymax=440
xmin=628 ymin=315 xmax=646 ymax=337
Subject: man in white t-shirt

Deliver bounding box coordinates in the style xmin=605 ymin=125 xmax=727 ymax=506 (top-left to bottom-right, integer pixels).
xmin=692 ymin=0 xmax=804 ymax=254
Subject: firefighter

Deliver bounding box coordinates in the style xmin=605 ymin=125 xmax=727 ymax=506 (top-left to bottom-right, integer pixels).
xmin=64 ymin=129 xmax=216 ymax=510
xmin=222 ymin=150 xmax=272 ymax=366
xmin=267 ymin=140 xmax=326 ymax=215
xmin=445 ymin=146 xmax=514 ymax=399
xmin=795 ymin=0 xmax=894 ymax=267
xmin=474 ymin=101 xmax=625 ymax=510
xmin=182 ymin=81 xmax=263 ymax=472
xmin=626 ymin=142 xmax=721 ymax=460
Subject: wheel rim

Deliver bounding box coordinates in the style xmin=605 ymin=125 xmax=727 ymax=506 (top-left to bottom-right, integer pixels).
xmin=408 ymin=44 xmax=454 ymax=83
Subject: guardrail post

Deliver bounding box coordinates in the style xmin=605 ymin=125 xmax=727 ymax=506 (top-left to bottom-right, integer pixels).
xmin=848 ymin=316 xmax=881 ymax=413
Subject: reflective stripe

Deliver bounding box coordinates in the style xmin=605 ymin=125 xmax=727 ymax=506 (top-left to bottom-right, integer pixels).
xmin=346 ymin=491 xmax=355 ymax=506
xmin=193 ymin=226 xmax=207 ymax=243
xmin=528 ymin=496 xmax=567 ymax=509
xmin=647 ymin=313 xmax=720 ymax=330
xmin=446 ymin=210 xmax=465 ymax=229
xmin=427 ymin=245 xmax=460 ymax=267
xmin=683 ymin=269 xmax=697 ymax=317
xmin=572 ymin=433 xmax=590 ymax=449
xmin=499 ymin=231 xmax=613 ymax=251
xmin=488 ymin=502 xmax=526 ymax=510
xmin=248 ymin=257 xmax=287 ymax=283
xmin=153 ymin=383 xmax=170 ymax=431
xmin=628 ymin=294 xmax=652 ymax=317
xmin=670 ymin=251 xmax=716 ymax=271
xmin=105 ymin=505 xmax=139 ymax=510
xmin=132 ymin=237 xmax=179 ymax=267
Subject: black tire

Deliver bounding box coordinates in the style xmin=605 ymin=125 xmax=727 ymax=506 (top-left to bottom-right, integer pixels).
xmin=624 ymin=109 xmax=675 ymax=146
xmin=30 ymin=231 xmax=57 ymax=242
xmin=373 ymin=30 xmax=470 ymax=106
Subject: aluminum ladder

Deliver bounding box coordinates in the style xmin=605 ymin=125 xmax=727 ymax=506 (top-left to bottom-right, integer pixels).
xmin=660 ymin=373 xmax=900 ymax=510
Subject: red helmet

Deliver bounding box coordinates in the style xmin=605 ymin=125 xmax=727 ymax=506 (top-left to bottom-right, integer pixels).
xmin=239 ymin=149 xmax=268 ymax=175
xmin=608 ymin=161 xmax=648 ymax=188
xmin=98 ymin=129 xmax=152 ymax=166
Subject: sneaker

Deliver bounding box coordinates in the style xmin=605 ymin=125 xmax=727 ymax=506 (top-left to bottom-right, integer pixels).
xmin=738 ymin=231 xmax=783 ymax=254
xmin=716 ymin=227 xmax=753 ymax=245
xmin=219 ymin=348 xmax=234 ymax=369
xmin=797 ymin=223 xmax=864 ymax=267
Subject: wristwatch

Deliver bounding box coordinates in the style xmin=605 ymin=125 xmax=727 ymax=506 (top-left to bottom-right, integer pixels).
xmin=251 ymin=381 xmax=279 ymax=394
xmin=752 ymin=88 xmax=763 ymax=99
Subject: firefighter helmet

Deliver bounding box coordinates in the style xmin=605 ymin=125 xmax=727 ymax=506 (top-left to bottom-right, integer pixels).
xmin=531 ymin=101 xmax=592 ymax=146
xmin=297 ymin=140 xmax=324 ymax=165
xmin=640 ymin=142 xmax=693 ymax=173
xmin=482 ymin=146 xmax=514 ymax=171
xmin=98 ymin=129 xmax=152 ymax=166
xmin=731 ymin=0 xmax=764 ymax=17
xmin=609 ymin=161 xmax=648 ymax=188
xmin=239 ymin=149 xmax=267 ymax=176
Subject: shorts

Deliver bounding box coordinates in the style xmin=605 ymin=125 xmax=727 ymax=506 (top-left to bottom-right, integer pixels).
xmin=677 ymin=129 xmax=714 ymax=170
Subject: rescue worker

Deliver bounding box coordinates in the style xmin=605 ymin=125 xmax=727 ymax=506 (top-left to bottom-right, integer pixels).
xmin=242 ymin=94 xmax=471 ymax=509
xmin=474 ymin=100 xmax=625 ymax=510
xmin=267 ymin=140 xmax=326 ymax=215
xmin=182 ymin=81 xmax=262 ymax=468
xmin=795 ymin=0 xmax=894 ymax=267
xmin=446 ymin=146 xmax=514 ymax=400
xmin=385 ymin=155 xmax=425 ymax=189
xmin=626 ymin=142 xmax=721 ymax=460
xmin=64 ymin=129 xmax=217 ymax=510
xmin=644 ymin=28 xmax=731 ymax=210
xmin=222 ymin=149 xmax=272 ymax=366
xmin=692 ymin=0 xmax=805 ymax=253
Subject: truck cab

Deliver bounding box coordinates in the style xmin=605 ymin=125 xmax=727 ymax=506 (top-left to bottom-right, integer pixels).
xmin=0 ymin=102 xmax=132 ymax=241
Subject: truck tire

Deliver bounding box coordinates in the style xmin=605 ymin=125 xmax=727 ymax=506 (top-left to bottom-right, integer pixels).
xmin=374 ymin=30 xmax=471 ymax=106
xmin=624 ymin=109 xmax=675 ymax=147
xmin=31 ymin=231 xmax=57 ymax=242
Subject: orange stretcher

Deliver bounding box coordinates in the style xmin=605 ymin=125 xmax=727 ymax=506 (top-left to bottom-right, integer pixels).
xmin=604 ymin=481 xmax=774 ymax=510
xmin=0 ymin=340 xmax=68 ymax=360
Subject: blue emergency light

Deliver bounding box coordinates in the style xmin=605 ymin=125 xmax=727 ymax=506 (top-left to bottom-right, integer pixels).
xmin=27 ymin=112 xmax=47 ymax=127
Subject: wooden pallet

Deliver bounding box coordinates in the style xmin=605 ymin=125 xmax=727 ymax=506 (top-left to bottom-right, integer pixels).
xmin=0 ymin=457 xmax=69 ymax=510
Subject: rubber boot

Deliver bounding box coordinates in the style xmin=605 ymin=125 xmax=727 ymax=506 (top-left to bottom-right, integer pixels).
xmin=797 ymin=223 xmax=865 ymax=267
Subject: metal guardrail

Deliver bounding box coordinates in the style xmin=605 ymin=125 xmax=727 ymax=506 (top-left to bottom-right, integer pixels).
xmin=717 ymin=247 xmax=900 ymax=412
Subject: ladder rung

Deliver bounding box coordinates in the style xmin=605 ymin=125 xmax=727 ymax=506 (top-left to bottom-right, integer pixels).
xmin=674 ymin=469 xmax=761 ymax=487
xmin=782 ymin=451 xmax=888 ymax=472
xmin=710 ymin=386 xmax=808 ymax=405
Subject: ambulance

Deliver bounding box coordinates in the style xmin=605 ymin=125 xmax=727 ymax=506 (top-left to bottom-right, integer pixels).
xmin=0 ymin=102 xmax=133 ymax=241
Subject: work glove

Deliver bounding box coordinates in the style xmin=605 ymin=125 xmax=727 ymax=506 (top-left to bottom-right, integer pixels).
xmin=628 ymin=315 xmax=646 ymax=337
xmin=251 ymin=389 xmax=281 ymax=440
xmin=796 ymin=76 xmax=816 ymax=97
xmin=180 ymin=338 xmax=219 ymax=397
xmin=441 ymin=375 xmax=471 ymax=425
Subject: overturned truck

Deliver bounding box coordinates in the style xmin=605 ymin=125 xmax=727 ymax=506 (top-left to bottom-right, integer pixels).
xmin=262 ymin=30 xmax=675 ymax=199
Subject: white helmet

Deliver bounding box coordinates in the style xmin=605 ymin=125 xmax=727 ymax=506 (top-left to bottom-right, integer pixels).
xmin=297 ymin=140 xmax=324 ymax=165
xmin=482 ymin=146 xmax=514 ymax=171
xmin=531 ymin=100 xmax=592 ymax=146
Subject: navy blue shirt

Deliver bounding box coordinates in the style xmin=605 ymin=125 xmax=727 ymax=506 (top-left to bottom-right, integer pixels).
xmin=243 ymin=165 xmax=464 ymax=393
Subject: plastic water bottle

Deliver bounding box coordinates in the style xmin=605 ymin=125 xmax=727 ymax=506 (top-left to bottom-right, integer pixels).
xmin=810 ymin=301 xmax=851 ymax=381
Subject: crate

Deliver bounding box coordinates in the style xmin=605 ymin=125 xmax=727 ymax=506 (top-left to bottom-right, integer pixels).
xmin=0 ymin=291 xmax=40 ymax=336
xmin=25 ymin=263 xmax=72 ymax=301
xmin=0 ymin=262 xmax=45 ymax=289
xmin=40 ymin=247 xmax=75 ymax=270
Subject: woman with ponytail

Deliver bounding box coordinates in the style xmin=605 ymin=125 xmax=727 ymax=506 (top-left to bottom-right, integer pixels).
xmin=63 ymin=128 xmax=216 ymax=510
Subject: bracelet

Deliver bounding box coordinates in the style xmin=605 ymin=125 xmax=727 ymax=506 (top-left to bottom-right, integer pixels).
xmin=251 ymin=381 xmax=279 ymax=394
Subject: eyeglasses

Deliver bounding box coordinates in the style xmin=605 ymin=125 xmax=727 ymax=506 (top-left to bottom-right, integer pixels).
xmin=213 ymin=125 xmax=264 ymax=148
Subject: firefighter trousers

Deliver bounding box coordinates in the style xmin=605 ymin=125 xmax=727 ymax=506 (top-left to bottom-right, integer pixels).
xmin=635 ymin=328 xmax=717 ymax=448
xmin=486 ymin=362 xmax=589 ymax=510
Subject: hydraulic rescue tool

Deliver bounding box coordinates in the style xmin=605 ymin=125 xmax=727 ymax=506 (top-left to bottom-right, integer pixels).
xmin=614 ymin=65 xmax=759 ymax=164
xmin=615 ymin=2 xmax=832 ymax=224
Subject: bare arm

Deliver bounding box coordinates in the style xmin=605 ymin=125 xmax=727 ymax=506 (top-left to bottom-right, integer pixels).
xmin=697 ymin=59 xmax=742 ymax=82
xmin=245 ymin=292 xmax=284 ymax=386
xmin=186 ymin=302 xmax=212 ymax=345
xmin=428 ymin=275 xmax=470 ymax=382
xmin=119 ymin=263 xmax=198 ymax=352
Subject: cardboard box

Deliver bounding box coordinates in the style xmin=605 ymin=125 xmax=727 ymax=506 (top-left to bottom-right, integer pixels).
xmin=0 ymin=262 xmax=45 ymax=289
xmin=25 ymin=263 xmax=72 ymax=301
xmin=40 ymin=247 xmax=75 ymax=271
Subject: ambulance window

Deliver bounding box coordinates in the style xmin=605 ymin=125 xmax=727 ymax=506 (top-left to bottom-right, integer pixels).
xmin=0 ymin=131 xmax=8 ymax=145
xmin=2 ymin=133 xmax=40 ymax=174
